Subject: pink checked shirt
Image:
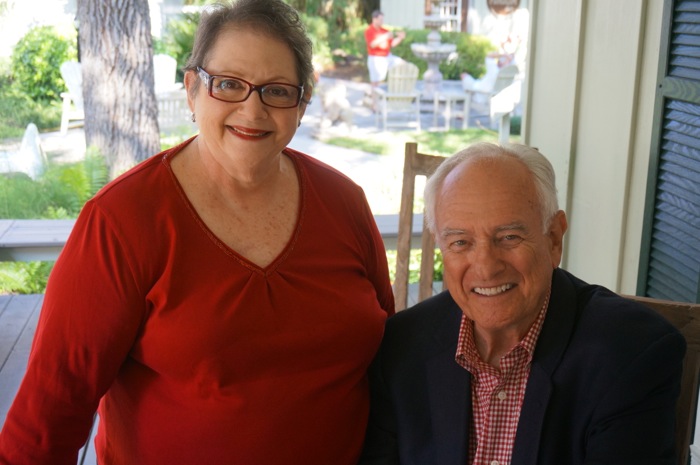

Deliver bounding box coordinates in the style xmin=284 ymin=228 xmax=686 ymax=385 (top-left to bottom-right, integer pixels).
xmin=455 ymin=295 xmax=549 ymax=465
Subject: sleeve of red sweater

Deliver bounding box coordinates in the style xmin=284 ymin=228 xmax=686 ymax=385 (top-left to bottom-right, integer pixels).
xmin=0 ymin=200 xmax=147 ymax=465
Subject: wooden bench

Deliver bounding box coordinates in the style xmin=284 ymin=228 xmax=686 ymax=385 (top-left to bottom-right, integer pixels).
xmin=0 ymin=219 xmax=75 ymax=262
xmin=0 ymin=216 xmax=425 ymax=262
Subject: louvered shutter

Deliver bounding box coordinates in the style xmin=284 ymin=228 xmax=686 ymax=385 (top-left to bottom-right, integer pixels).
xmin=638 ymin=0 xmax=700 ymax=302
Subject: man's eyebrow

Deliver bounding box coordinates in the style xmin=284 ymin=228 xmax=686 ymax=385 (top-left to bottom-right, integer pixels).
xmin=440 ymin=228 xmax=467 ymax=239
xmin=439 ymin=223 xmax=528 ymax=239
xmin=495 ymin=223 xmax=527 ymax=233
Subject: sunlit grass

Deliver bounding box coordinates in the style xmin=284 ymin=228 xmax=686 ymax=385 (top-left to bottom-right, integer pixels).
xmin=324 ymin=127 xmax=505 ymax=156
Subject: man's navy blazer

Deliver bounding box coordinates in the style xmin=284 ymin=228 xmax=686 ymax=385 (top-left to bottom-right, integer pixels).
xmin=360 ymin=268 xmax=686 ymax=465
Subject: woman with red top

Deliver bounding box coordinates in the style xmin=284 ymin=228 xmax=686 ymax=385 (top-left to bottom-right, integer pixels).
xmin=0 ymin=1 xmax=394 ymax=464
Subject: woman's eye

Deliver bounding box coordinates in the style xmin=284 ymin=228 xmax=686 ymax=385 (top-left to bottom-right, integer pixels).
xmin=217 ymin=79 xmax=240 ymax=91
xmin=267 ymin=86 xmax=290 ymax=97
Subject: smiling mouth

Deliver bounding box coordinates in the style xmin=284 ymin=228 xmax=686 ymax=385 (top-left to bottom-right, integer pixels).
xmin=230 ymin=126 xmax=270 ymax=137
xmin=473 ymin=283 xmax=514 ymax=296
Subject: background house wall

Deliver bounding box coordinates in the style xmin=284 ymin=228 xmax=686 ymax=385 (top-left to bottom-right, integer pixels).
xmin=523 ymin=0 xmax=663 ymax=293
xmin=380 ymin=0 xmax=529 ymax=38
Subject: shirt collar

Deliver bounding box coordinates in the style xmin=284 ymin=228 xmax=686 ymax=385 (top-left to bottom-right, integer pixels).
xmin=455 ymin=289 xmax=551 ymax=373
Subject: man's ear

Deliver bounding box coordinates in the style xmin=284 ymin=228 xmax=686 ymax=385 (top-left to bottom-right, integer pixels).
xmin=548 ymin=210 xmax=568 ymax=268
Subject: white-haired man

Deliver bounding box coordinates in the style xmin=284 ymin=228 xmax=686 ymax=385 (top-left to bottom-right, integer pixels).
xmin=360 ymin=143 xmax=685 ymax=465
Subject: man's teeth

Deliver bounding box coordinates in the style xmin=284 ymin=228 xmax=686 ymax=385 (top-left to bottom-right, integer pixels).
xmin=473 ymin=284 xmax=513 ymax=296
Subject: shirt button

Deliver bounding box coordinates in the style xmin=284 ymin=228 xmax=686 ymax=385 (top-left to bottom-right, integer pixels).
xmin=497 ymin=390 xmax=507 ymax=400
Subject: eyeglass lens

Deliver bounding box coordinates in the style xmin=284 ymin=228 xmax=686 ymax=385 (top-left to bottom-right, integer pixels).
xmin=208 ymin=75 xmax=301 ymax=108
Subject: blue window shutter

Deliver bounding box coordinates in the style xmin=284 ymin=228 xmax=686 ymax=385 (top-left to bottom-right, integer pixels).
xmin=639 ymin=0 xmax=700 ymax=302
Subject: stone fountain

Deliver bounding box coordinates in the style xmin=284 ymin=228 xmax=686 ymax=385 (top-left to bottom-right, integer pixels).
xmin=410 ymin=13 xmax=456 ymax=99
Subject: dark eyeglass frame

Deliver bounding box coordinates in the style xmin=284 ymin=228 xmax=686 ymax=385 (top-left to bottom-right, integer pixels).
xmin=197 ymin=67 xmax=305 ymax=109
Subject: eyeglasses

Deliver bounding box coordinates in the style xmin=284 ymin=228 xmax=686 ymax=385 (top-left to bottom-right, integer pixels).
xmin=197 ymin=67 xmax=304 ymax=109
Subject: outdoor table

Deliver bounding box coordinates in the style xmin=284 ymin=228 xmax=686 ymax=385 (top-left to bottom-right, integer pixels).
xmin=432 ymin=90 xmax=472 ymax=130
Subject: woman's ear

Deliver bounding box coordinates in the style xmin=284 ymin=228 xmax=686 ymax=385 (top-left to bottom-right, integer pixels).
xmin=297 ymin=92 xmax=312 ymax=125
xmin=183 ymin=69 xmax=198 ymax=113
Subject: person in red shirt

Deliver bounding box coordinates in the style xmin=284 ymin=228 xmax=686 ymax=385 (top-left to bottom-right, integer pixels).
xmin=360 ymin=143 xmax=685 ymax=464
xmin=0 ymin=1 xmax=394 ymax=464
xmin=364 ymin=10 xmax=405 ymax=110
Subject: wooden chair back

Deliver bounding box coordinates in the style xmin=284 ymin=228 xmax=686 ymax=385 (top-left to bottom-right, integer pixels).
xmin=153 ymin=53 xmax=179 ymax=94
xmin=394 ymin=142 xmax=446 ymax=311
xmin=375 ymin=61 xmax=421 ymax=131
xmin=386 ymin=61 xmax=419 ymax=108
xmin=625 ymin=294 xmax=700 ymax=465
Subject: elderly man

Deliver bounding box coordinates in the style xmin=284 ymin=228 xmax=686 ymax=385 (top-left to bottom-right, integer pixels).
xmin=360 ymin=143 xmax=686 ymax=465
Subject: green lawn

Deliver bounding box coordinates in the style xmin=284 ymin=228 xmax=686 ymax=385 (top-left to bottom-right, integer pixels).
xmin=321 ymin=127 xmax=509 ymax=157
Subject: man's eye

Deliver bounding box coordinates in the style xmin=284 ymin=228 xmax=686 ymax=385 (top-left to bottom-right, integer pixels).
xmin=449 ymin=239 xmax=468 ymax=250
xmin=501 ymin=235 xmax=524 ymax=245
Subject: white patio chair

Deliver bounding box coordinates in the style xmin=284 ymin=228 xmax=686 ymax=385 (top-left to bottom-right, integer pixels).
xmin=59 ymin=61 xmax=84 ymax=135
xmin=153 ymin=54 xmax=182 ymax=94
xmin=153 ymin=54 xmax=193 ymax=134
xmin=462 ymin=63 xmax=519 ymax=128
xmin=375 ymin=60 xmax=422 ymax=132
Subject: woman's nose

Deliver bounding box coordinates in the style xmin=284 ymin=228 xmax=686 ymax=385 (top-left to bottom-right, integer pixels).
xmin=238 ymin=91 xmax=268 ymax=118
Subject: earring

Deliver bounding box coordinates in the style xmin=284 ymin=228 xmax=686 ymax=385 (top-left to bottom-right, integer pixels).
xmin=191 ymin=113 xmax=196 ymax=123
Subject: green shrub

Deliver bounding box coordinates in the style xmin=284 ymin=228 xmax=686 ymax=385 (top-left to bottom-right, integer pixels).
xmin=10 ymin=25 xmax=76 ymax=103
xmin=0 ymin=150 xmax=108 ymax=294
xmin=153 ymin=4 xmax=369 ymax=77
xmin=440 ymin=32 xmax=496 ymax=80
xmin=0 ymin=86 xmax=63 ymax=137
xmin=330 ymin=17 xmax=367 ymax=60
xmin=301 ymin=13 xmax=333 ymax=69
xmin=0 ymin=149 xmax=107 ymax=219
xmin=386 ymin=249 xmax=443 ymax=284
xmin=510 ymin=115 xmax=522 ymax=135
xmin=0 ymin=261 xmax=52 ymax=295
xmin=154 ymin=11 xmax=200 ymax=82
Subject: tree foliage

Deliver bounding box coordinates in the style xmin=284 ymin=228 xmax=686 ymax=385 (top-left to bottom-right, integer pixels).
xmin=10 ymin=25 xmax=76 ymax=103
xmin=154 ymin=11 xmax=200 ymax=82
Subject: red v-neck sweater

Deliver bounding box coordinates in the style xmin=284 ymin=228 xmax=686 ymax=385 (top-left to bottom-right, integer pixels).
xmin=0 ymin=139 xmax=395 ymax=465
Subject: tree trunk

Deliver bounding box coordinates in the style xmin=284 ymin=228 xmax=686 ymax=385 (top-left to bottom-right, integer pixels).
xmin=77 ymin=0 xmax=161 ymax=179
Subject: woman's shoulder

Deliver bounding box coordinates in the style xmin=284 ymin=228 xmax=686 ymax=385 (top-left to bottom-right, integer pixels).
xmin=92 ymin=139 xmax=192 ymax=207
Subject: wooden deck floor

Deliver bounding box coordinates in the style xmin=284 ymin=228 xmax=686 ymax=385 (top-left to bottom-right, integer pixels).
xmin=0 ymin=294 xmax=97 ymax=464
